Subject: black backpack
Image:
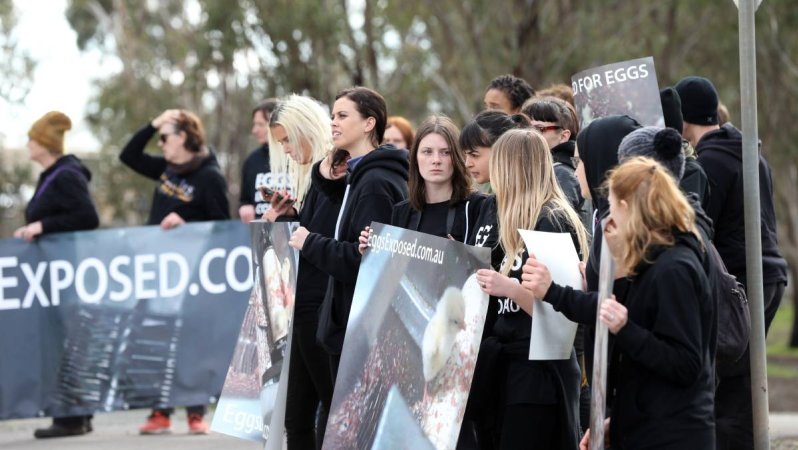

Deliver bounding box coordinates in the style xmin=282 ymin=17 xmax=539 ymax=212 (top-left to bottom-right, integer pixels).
xmin=706 ymin=241 xmax=750 ymax=369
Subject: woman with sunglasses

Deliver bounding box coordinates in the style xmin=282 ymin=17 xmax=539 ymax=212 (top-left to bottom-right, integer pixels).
xmin=120 ymin=109 xmax=230 ymax=230
xmin=120 ymin=109 xmax=230 ymax=435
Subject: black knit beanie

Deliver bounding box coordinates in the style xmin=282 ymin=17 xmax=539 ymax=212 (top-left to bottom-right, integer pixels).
xmin=659 ymin=87 xmax=684 ymax=134
xmin=674 ymin=76 xmax=719 ymax=126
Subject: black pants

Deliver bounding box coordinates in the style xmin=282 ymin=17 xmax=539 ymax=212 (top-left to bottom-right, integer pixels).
xmin=499 ymin=404 xmax=558 ymax=450
xmin=286 ymin=319 xmax=334 ymax=450
xmin=155 ymin=405 xmax=207 ymax=417
xmin=716 ymin=281 xmax=785 ymax=450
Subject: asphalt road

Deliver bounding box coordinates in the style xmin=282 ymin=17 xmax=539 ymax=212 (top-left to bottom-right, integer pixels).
xmin=0 ymin=409 xmax=261 ymax=450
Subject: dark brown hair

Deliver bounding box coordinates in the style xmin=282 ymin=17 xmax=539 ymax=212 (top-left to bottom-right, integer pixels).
xmin=175 ymin=110 xmax=206 ymax=153
xmin=335 ymin=87 xmax=387 ymax=147
xmin=252 ymin=98 xmax=279 ymax=121
xmin=522 ymin=96 xmax=579 ymax=139
xmin=408 ymin=114 xmax=472 ymax=211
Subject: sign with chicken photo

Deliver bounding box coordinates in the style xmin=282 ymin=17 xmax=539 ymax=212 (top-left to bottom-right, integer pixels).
xmin=212 ymin=221 xmax=298 ymax=443
xmin=323 ymin=223 xmax=490 ymax=450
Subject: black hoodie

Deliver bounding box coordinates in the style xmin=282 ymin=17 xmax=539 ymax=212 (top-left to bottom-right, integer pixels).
xmin=543 ymin=231 xmax=716 ymax=450
xmin=302 ymin=145 xmax=409 ymax=354
xmin=25 ymin=154 xmax=99 ymax=234
xmin=120 ymin=124 xmax=231 ymax=225
xmin=551 ymin=140 xmax=584 ymax=214
xmin=576 ymin=115 xmax=641 ymax=291
xmin=696 ymin=123 xmax=787 ymax=287
xmin=390 ymin=192 xmax=486 ymax=244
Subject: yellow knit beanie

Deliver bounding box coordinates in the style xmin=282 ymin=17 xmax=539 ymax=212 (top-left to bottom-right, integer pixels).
xmin=28 ymin=111 xmax=72 ymax=154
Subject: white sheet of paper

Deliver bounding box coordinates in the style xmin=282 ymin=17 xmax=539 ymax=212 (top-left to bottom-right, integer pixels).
xmin=518 ymin=229 xmax=582 ymax=360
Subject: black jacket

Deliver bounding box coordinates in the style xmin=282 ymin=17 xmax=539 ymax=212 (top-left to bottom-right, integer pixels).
xmin=239 ymin=144 xmax=274 ymax=218
xmin=543 ymin=232 xmax=716 ymax=450
xmin=390 ymin=192 xmax=486 ymax=243
xmin=25 ymin=154 xmax=99 ymax=234
xmin=551 ymin=140 xmax=584 ymax=215
xmin=288 ymin=161 xmax=344 ymax=323
xmin=302 ymin=145 xmax=409 ymax=354
xmin=120 ymin=124 xmax=231 ymax=224
xmin=680 ymin=157 xmax=709 ymax=203
xmin=696 ymin=123 xmax=787 ymax=287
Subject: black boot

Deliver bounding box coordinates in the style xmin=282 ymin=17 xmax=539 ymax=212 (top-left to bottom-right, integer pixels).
xmin=34 ymin=417 xmax=90 ymax=439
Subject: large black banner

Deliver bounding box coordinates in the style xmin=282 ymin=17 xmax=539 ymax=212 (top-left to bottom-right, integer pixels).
xmin=0 ymin=221 xmax=251 ymax=420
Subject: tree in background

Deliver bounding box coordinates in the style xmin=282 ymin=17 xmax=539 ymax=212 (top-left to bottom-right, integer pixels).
xmin=0 ymin=0 xmax=36 ymax=237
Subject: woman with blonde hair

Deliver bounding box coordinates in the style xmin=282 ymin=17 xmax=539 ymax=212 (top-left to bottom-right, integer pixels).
xmin=474 ymin=128 xmax=588 ymax=449
xmin=263 ymin=94 xmax=340 ymax=449
xmin=523 ymin=157 xmax=715 ymax=450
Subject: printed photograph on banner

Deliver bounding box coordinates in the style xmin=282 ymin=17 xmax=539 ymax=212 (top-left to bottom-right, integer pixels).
xmin=571 ymin=56 xmax=664 ymax=128
xmin=0 ymin=221 xmax=252 ymax=420
xmin=212 ymin=221 xmax=299 ymax=443
xmin=322 ymin=223 xmax=491 ymax=450
xmin=517 ymin=230 xmax=582 ymax=360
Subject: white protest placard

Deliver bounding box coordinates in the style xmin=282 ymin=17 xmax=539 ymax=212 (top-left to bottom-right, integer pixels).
xmin=518 ymin=229 xmax=581 ymax=360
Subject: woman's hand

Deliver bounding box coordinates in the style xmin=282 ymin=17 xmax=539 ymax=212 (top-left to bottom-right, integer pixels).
xmin=358 ymin=226 xmax=371 ymax=255
xmin=13 ymin=222 xmax=43 ymax=242
xmin=239 ymin=205 xmax=256 ymax=224
xmin=151 ymin=109 xmax=181 ymax=129
xmin=160 ymin=212 xmax=185 ymax=230
xmin=520 ymin=253 xmax=552 ymax=299
xmin=320 ymin=150 xmax=348 ymax=180
xmin=269 ymin=191 xmax=297 ymax=217
xmin=289 ymin=226 xmax=310 ymax=251
xmin=475 ymin=269 xmax=518 ymax=299
xmin=599 ymin=295 xmax=628 ymax=334
xmin=579 ymin=418 xmax=610 ymax=450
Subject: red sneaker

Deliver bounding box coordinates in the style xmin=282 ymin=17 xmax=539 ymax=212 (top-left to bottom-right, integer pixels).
xmin=187 ymin=414 xmax=210 ymax=435
xmin=139 ymin=411 xmax=172 ymax=435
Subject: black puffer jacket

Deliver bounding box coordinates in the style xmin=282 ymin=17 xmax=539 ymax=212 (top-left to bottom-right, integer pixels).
xmin=302 ymin=145 xmax=409 ymax=354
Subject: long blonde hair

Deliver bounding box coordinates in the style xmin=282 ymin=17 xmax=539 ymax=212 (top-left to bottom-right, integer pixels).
xmin=269 ymin=95 xmax=332 ymax=207
xmin=490 ymin=129 xmax=589 ymax=274
xmin=607 ymin=156 xmax=700 ymax=275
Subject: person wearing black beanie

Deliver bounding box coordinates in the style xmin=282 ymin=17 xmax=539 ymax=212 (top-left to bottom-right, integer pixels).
xmin=659 ymin=86 xmax=709 ymax=201
xmin=676 ymin=75 xmax=787 ymax=450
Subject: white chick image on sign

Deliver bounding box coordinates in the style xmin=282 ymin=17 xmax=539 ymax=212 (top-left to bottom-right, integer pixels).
xmin=422 ymin=287 xmax=466 ymax=388
xmin=415 ymin=275 xmax=486 ymax=450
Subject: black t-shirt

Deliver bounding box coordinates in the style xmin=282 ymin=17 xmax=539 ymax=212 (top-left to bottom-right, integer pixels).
xmin=416 ymin=200 xmax=450 ymax=238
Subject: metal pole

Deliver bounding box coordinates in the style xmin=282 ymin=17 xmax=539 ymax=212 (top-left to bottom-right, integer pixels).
xmin=738 ymin=0 xmax=769 ymax=448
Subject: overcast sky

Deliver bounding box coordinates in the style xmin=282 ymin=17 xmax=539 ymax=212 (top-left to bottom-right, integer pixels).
xmin=0 ymin=0 xmax=116 ymax=152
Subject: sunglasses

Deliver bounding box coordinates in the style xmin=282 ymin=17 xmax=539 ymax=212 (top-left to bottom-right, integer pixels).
xmin=532 ymin=124 xmax=562 ymax=133
xmin=159 ymin=133 xmax=172 ymax=144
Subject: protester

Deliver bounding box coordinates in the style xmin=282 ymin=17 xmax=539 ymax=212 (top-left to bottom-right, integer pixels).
xmin=474 ymin=129 xmax=588 ymax=450
xmin=676 ymin=75 xmax=788 ymax=450
xmin=261 ymin=95 xmax=338 ymax=449
xmin=239 ymin=99 xmax=280 ymax=223
xmin=293 ymin=87 xmax=408 ymax=382
xmin=16 ymin=111 xmax=100 ymax=439
xmin=521 ymin=96 xmax=584 ymax=214
xmin=383 ymin=115 xmax=415 ymax=150
xmin=524 ymin=157 xmax=716 ymax=450
xmin=120 ymin=108 xmax=230 ymax=434
xmin=456 ymin=110 xmax=528 ymax=449
xmin=659 ymin=87 xmax=708 ymax=201
xmin=368 ymin=114 xmax=485 ymax=245
xmin=483 ymin=74 xmax=535 ymax=114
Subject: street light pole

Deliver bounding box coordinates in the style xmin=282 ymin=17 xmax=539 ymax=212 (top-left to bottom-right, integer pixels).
xmin=737 ymin=0 xmax=769 ymax=448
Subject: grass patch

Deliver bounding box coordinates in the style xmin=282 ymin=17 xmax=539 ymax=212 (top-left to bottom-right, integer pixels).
xmin=767 ymin=295 xmax=798 ymax=379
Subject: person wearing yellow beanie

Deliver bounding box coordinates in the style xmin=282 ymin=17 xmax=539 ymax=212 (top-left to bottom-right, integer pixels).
xmin=14 ymin=111 xmax=100 ymax=438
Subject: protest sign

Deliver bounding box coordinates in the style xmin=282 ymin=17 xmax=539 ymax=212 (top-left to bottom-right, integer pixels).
xmin=323 ymin=223 xmax=490 ymax=450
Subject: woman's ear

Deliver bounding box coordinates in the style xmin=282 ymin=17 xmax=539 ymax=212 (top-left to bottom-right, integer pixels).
xmin=364 ymin=116 xmax=376 ymax=134
xmin=560 ymin=129 xmax=571 ymax=143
